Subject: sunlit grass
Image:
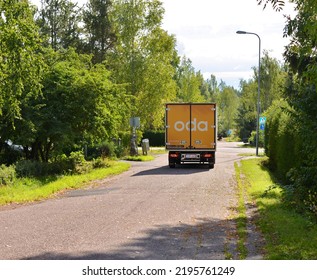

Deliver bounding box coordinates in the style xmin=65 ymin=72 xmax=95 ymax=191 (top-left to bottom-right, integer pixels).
xmin=123 ymin=155 xmax=154 ymax=161
xmin=0 ymin=161 xmax=130 ymax=206
xmin=237 ymin=158 xmax=317 ymax=259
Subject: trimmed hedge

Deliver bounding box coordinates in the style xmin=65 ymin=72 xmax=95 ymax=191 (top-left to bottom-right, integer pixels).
xmin=142 ymin=130 xmax=165 ymax=147
xmin=265 ymin=99 xmax=317 ymax=219
xmin=265 ymin=100 xmax=301 ymax=180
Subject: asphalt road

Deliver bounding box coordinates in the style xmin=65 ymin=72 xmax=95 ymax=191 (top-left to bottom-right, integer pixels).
xmin=0 ymin=141 xmax=262 ymax=260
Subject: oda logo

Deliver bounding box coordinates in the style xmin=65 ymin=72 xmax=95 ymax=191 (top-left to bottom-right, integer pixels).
xmin=174 ymin=118 xmax=208 ymax=132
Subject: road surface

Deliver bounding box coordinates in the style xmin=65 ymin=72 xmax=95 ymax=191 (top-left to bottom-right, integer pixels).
xmin=0 ymin=141 xmax=262 ymax=260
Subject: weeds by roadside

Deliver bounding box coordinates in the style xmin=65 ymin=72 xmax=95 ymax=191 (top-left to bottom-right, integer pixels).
xmin=235 ymin=158 xmax=317 ymax=259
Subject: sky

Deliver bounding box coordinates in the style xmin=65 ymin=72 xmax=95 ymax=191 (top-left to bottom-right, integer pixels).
xmin=31 ymin=0 xmax=297 ymax=89
xmin=160 ymin=0 xmax=296 ymax=89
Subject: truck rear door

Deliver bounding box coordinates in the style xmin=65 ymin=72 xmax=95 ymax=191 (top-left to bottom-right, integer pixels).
xmin=191 ymin=104 xmax=216 ymax=149
xmin=165 ymin=103 xmax=216 ymax=150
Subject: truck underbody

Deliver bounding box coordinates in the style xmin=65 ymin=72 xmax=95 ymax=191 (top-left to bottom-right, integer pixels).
xmin=168 ymin=150 xmax=215 ymax=169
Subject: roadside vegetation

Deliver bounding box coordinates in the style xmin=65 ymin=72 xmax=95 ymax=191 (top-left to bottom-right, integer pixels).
xmin=235 ymin=158 xmax=317 ymax=259
xmin=0 ymin=154 xmax=130 ymax=206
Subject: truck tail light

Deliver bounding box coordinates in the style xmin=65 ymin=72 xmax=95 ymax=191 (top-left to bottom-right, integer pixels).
xmin=169 ymin=152 xmax=179 ymax=158
xmin=203 ymin=153 xmax=213 ymax=158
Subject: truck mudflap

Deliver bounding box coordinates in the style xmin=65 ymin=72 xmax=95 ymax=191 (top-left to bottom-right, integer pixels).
xmin=168 ymin=151 xmax=215 ymax=169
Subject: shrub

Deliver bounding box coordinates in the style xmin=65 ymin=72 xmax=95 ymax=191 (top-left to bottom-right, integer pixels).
xmin=15 ymin=160 xmax=49 ymax=178
xmin=142 ymin=130 xmax=165 ymax=147
xmin=98 ymin=141 xmax=116 ymax=159
xmin=265 ymin=100 xmax=300 ymax=180
xmin=248 ymin=130 xmax=264 ymax=147
xmin=0 ymin=164 xmax=16 ymax=185
xmin=92 ymin=158 xmax=111 ymax=169
xmin=69 ymin=151 xmax=92 ymax=174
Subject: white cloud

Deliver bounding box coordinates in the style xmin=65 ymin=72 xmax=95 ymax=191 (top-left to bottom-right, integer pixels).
xmin=161 ymin=0 xmax=296 ymax=88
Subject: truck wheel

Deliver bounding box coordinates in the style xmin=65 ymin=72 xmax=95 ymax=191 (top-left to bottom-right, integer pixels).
xmin=208 ymin=163 xmax=214 ymax=169
xmin=169 ymin=163 xmax=176 ymax=168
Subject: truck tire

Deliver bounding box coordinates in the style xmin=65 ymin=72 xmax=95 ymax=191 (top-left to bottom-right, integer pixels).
xmin=208 ymin=163 xmax=214 ymax=169
xmin=169 ymin=162 xmax=176 ymax=168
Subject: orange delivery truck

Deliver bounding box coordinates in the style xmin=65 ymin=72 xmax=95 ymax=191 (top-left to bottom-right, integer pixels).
xmin=165 ymin=103 xmax=217 ymax=169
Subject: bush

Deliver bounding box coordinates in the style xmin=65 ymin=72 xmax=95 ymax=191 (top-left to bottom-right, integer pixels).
xmin=0 ymin=164 xmax=16 ymax=185
xmin=92 ymin=158 xmax=111 ymax=169
xmin=15 ymin=151 xmax=92 ymax=177
xmin=142 ymin=130 xmax=165 ymax=147
xmin=15 ymin=160 xmax=50 ymax=178
xmin=0 ymin=145 xmax=23 ymax=165
xmin=98 ymin=141 xmax=116 ymax=158
xmin=248 ymin=130 xmax=264 ymax=147
xmin=68 ymin=151 xmax=92 ymax=174
xmin=265 ymin=100 xmax=300 ymax=180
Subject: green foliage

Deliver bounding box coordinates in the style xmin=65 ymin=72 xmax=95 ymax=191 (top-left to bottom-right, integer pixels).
xmin=261 ymin=0 xmax=317 ymax=218
xmin=175 ymin=56 xmax=206 ymax=103
xmin=142 ymin=130 xmax=165 ymax=147
xmin=109 ymin=0 xmax=178 ymax=130
xmin=215 ymin=84 xmax=239 ymax=135
xmin=0 ymin=0 xmax=45 ymax=137
xmin=265 ymin=100 xmax=300 ymax=179
xmin=15 ymin=151 xmax=91 ymax=177
xmin=123 ymin=155 xmax=154 ymax=161
xmin=248 ymin=130 xmax=264 ymax=147
xmin=83 ymin=0 xmax=117 ymax=63
xmin=92 ymin=158 xmax=111 ymax=169
xmin=236 ymin=51 xmax=286 ymax=141
xmin=0 ymin=164 xmax=16 ymax=185
xmin=97 ymin=141 xmax=116 ymax=159
xmin=238 ymin=158 xmax=317 ymax=259
xmin=0 ymin=161 xmax=130 ymax=206
xmin=15 ymin=160 xmax=50 ymax=178
xmin=35 ymin=0 xmax=82 ymax=51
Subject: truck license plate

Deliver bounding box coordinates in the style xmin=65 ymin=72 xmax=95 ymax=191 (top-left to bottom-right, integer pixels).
xmin=185 ymin=154 xmax=199 ymax=159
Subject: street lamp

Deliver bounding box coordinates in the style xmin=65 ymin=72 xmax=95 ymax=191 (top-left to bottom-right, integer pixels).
xmin=236 ymin=30 xmax=261 ymax=156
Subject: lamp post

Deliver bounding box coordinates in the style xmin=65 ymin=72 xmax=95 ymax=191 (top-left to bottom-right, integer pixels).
xmin=236 ymin=30 xmax=261 ymax=156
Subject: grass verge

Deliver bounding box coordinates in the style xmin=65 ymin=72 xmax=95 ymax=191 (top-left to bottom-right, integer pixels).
xmin=236 ymin=158 xmax=317 ymax=259
xmin=0 ymin=161 xmax=130 ymax=206
xmin=234 ymin=162 xmax=248 ymax=259
xmin=123 ymin=155 xmax=155 ymax=161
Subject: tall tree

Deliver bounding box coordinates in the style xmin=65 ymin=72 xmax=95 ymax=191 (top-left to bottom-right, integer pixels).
xmin=109 ymin=0 xmax=178 ymax=129
xmin=0 ymin=0 xmax=45 ymax=142
xmin=175 ymin=56 xmax=205 ymax=102
xmin=12 ymin=49 xmax=131 ymax=161
xmin=83 ymin=0 xmax=116 ymax=63
xmin=253 ymin=50 xmax=286 ymax=112
xmin=36 ymin=0 xmax=82 ymax=50
xmin=215 ymin=83 xmax=239 ymax=135
xmin=235 ymin=80 xmax=258 ymax=140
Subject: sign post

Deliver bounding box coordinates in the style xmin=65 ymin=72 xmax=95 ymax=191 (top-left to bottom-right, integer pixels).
xmin=129 ymin=117 xmax=140 ymax=156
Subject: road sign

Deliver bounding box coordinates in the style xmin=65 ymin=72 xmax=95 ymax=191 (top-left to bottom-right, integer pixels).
xmin=259 ymin=116 xmax=266 ymax=124
xmin=260 ymin=123 xmax=265 ymax=131
xmin=129 ymin=117 xmax=140 ymax=128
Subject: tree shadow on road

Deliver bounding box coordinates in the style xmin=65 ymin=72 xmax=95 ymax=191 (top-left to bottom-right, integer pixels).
xmin=21 ymin=216 xmax=263 ymax=260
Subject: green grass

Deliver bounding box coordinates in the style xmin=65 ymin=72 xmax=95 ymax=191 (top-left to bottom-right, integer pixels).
xmin=234 ymin=162 xmax=248 ymax=259
xmin=236 ymin=158 xmax=317 ymax=259
xmin=123 ymin=155 xmax=155 ymax=161
xmin=0 ymin=161 xmax=130 ymax=206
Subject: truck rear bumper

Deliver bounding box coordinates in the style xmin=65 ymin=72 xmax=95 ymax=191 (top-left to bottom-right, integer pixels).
xmin=168 ymin=151 xmax=215 ymax=169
